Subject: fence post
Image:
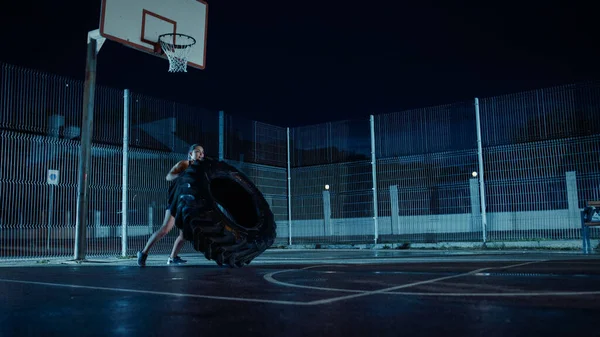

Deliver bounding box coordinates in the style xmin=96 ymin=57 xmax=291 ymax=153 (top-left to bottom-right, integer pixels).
xmin=474 ymin=97 xmax=488 ymax=244
xmin=469 ymin=178 xmax=481 ymax=232
xmin=121 ymin=89 xmax=129 ymax=257
xmin=148 ymin=206 xmax=154 ymax=235
xmin=323 ymin=190 xmax=332 ymax=236
xmin=390 ymin=185 xmax=399 ymax=234
xmin=47 ymin=115 xmax=63 ymax=251
xmin=370 ymin=115 xmax=379 ymax=244
xmin=566 ymin=171 xmax=580 ymax=228
xmin=218 ymin=111 xmax=224 ymax=161
xmin=95 ymin=210 xmax=101 ymax=238
xmin=287 ymin=127 xmax=292 ymax=245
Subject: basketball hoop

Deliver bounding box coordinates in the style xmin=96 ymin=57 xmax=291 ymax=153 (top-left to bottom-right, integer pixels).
xmin=158 ymin=33 xmax=197 ymax=73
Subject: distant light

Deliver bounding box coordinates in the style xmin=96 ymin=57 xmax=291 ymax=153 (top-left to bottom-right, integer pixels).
xmin=324 ymin=184 xmax=330 ymax=190
xmin=472 ymin=171 xmax=478 ymax=177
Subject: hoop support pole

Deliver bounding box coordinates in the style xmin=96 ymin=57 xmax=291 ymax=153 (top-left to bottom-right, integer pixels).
xmin=74 ymin=29 xmax=103 ymax=261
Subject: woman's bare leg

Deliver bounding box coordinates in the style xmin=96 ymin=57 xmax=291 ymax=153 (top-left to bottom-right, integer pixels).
xmin=169 ymin=230 xmax=186 ymax=259
xmin=142 ymin=210 xmax=176 ymax=254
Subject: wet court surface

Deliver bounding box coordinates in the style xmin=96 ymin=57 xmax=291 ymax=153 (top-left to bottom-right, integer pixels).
xmin=1 ymin=250 xmax=600 ymax=336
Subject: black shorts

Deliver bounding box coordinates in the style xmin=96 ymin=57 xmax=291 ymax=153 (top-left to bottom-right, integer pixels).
xmin=166 ymin=181 xmax=178 ymax=215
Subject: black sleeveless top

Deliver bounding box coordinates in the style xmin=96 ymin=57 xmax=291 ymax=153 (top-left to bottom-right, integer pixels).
xmin=167 ymin=160 xmax=193 ymax=206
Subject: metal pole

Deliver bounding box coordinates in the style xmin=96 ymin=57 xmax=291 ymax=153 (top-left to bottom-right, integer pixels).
xmin=218 ymin=111 xmax=224 ymax=161
xmin=323 ymin=190 xmax=331 ymax=236
xmin=286 ymin=127 xmax=292 ymax=245
xmin=390 ymin=185 xmax=399 ymax=234
xmin=121 ymin=89 xmax=129 ymax=257
xmin=474 ymin=97 xmax=488 ymax=244
xmin=74 ymin=36 xmax=98 ymax=261
xmin=47 ymin=115 xmax=62 ymax=251
xmin=47 ymin=168 xmax=55 ymax=251
xmin=370 ymin=115 xmax=378 ymax=244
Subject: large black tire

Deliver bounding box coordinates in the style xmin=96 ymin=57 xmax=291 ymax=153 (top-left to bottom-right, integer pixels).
xmin=172 ymin=158 xmax=276 ymax=267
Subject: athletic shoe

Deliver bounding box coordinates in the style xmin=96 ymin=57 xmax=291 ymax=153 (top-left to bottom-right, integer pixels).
xmin=137 ymin=251 xmax=148 ymax=267
xmin=167 ymin=256 xmax=187 ymax=265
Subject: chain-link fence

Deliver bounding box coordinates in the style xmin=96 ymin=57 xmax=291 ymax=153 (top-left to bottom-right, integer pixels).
xmin=1 ymin=62 xmax=599 ymax=260
xmin=288 ymin=118 xmax=373 ymax=244
xmin=478 ymin=83 xmax=600 ymax=242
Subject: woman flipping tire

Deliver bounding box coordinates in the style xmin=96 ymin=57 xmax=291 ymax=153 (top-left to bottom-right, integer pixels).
xmin=172 ymin=157 xmax=277 ymax=267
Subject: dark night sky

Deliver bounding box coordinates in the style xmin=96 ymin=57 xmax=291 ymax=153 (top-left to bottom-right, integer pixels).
xmin=1 ymin=0 xmax=598 ymax=127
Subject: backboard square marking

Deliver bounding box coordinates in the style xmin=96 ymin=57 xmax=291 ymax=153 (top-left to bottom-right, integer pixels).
xmin=141 ymin=10 xmax=177 ymax=47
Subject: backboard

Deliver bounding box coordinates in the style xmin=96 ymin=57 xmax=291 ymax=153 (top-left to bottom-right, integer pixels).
xmin=99 ymin=0 xmax=208 ymax=70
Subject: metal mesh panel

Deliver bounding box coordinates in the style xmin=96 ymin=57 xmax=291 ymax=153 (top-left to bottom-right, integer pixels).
xmin=93 ymin=86 xmax=124 ymax=145
xmin=0 ymin=129 xmax=200 ymax=260
xmin=479 ymin=81 xmax=600 ymax=146
xmin=224 ymin=160 xmax=289 ymax=245
xmin=290 ymin=118 xmax=371 ymax=167
xmin=0 ymin=63 xmax=83 ymax=137
xmin=375 ymin=102 xmax=477 ymax=158
xmin=0 ymin=63 xmax=125 ymax=145
xmin=376 ymin=150 xmax=480 ymax=244
xmin=173 ymin=102 xmax=220 ymax=156
xmin=221 ymin=113 xmax=289 ymax=244
xmin=129 ymin=92 xmax=219 ymax=155
xmin=0 ymin=131 xmax=80 ymax=259
xmin=479 ymin=82 xmax=600 ymax=243
xmin=577 ymin=151 xmax=600 ymax=242
xmin=574 ymin=136 xmax=600 ymax=206
xmin=86 ymin=143 xmax=124 ymax=257
xmin=223 ymin=114 xmax=287 ymax=167
xmin=483 ymin=135 xmax=600 ymax=242
xmin=254 ymin=121 xmax=287 ymax=167
xmin=290 ymin=161 xmax=374 ymax=244
xmin=3 ymin=59 xmax=600 ymax=258
xmin=372 ymin=104 xmax=480 ymax=244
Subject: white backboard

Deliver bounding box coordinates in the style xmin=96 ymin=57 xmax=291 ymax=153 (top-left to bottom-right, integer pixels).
xmin=99 ymin=0 xmax=208 ymax=70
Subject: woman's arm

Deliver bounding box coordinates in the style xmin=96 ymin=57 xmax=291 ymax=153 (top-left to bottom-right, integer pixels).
xmin=166 ymin=160 xmax=189 ymax=181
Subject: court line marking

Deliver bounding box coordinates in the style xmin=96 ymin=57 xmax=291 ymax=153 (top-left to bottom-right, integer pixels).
xmin=264 ymin=266 xmax=363 ymax=293
xmin=265 ymin=260 xmax=600 ymax=302
xmin=3 ymin=259 xmax=596 ymax=308
xmin=0 ymin=278 xmax=312 ymax=306
xmin=264 ymin=261 xmax=545 ymax=295
xmin=382 ymin=290 xmax=600 ymax=297
xmin=249 ymin=257 xmax=547 ymax=265
xmin=302 ymin=260 xmax=548 ymax=305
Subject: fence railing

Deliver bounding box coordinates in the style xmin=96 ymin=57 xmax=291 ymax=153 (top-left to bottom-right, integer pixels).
xmin=1 ymin=62 xmax=599 ymax=260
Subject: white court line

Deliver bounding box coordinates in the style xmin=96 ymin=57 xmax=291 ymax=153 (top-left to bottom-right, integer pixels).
xmin=264 ymin=264 xmax=363 ymax=293
xmin=264 ymin=270 xmax=362 ymax=293
xmin=264 ymin=260 xmax=544 ymax=294
xmin=5 ymin=259 xmax=592 ymax=308
xmin=0 ymin=278 xmax=311 ymax=306
xmin=300 ymin=265 xmax=349 ymax=270
xmin=251 ymin=257 xmax=544 ymax=265
xmin=264 ymin=260 xmax=600 ymax=304
xmin=382 ymin=290 xmax=600 ymax=297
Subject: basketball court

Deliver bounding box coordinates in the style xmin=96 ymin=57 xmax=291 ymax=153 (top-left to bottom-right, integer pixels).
xmin=1 ymin=249 xmax=600 ymax=336
xmin=5 ymin=2 xmax=594 ymax=336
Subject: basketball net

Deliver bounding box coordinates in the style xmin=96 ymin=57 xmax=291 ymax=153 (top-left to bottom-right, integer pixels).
xmin=158 ymin=33 xmax=197 ymax=73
